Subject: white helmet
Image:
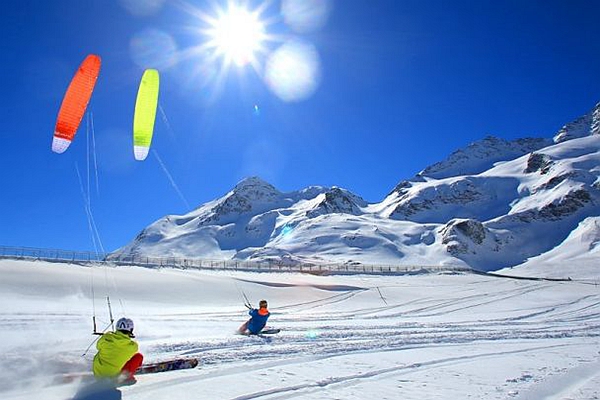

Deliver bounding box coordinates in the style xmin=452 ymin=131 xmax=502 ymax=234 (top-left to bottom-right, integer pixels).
xmin=116 ymin=317 xmax=134 ymax=333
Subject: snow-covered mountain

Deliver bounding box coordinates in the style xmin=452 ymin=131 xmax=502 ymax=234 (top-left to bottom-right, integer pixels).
xmin=111 ymin=102 xmax=600 ymax=273
xmin=109 ymin=175 xmax=457 ymax=267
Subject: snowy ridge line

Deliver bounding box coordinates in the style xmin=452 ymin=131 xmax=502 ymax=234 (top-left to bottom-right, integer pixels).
xmin=0 ymin=244 xmax=471 ymax=275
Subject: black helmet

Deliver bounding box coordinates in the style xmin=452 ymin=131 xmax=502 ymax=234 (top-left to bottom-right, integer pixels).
xmin=259 ymin=300 xmax=268 ymax=308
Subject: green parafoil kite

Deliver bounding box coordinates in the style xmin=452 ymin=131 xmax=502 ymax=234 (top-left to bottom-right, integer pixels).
xmin=133 ymin=69 xmax=160 ymax=161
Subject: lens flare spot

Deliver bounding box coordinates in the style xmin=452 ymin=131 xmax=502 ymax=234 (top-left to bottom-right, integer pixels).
xmin=305 ymin=330 xmax=320 ymax=340
xmin=265 ymin=40 xmax=322 ymax=102
xmin=281 ymin=0 xmax=333 ymax=33
xmin=281 ymin=225 xmax=293 ymax=237
xmin=119 ymin=0 xmax=166 ymax=17
xmin=130 ymin=29 xmax=178 ymax=70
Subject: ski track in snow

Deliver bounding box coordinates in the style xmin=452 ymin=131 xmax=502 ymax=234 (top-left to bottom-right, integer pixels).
xmin=226 ymin=344 xmax=575 ymax=400
xmin=127 ymin=279 xmax=600 ymax=399
xmin=147 ymin=281 xmax=600 ymax=363
xmin=2 ymin=263 xmax=600 ymax=399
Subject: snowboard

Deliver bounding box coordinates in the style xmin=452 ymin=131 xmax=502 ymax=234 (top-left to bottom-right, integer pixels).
xmin=137 ymin=357 xmax=199 ymax=375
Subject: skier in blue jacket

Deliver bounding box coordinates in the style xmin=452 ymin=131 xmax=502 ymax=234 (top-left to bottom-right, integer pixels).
xmin=238 ymin=299 xmax=270 ymax=335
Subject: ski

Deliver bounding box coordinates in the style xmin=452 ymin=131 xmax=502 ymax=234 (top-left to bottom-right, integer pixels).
xmin=259 ymin=328 xmax=280 ymax=335
xmin=137 ymin=357 xmax=199 ymax=375
xmin=61 ymin=357 xmax=199 ymax=384
xmin=239 ymin=328 xmax=281 ymax=336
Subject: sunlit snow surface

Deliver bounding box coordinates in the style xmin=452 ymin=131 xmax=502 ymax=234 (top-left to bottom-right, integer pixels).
xmin=0 ymin=259 xmax=599 ymax=399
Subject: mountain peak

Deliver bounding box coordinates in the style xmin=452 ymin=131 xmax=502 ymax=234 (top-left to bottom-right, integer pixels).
xmin=233 ymin=176 xmax=278 ymax=192
xmin=553 ymin=101 xmax=600 ymax=143
xmin=207 ymin=176 xmax=282 ymax=220
xmin=306 ymin=187 xmax=366 ymax=218
xmin=228 ymin=176 xmax=282 ymax=202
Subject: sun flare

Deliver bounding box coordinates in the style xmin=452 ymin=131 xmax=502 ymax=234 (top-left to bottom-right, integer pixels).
xmin=206 ymin=5 xmax=267 ymax=67
xmin=180 ymin=0 xmax=300 ymax=98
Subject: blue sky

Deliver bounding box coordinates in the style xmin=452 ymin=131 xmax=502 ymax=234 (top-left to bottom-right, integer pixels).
xmin=1 ymin=0 xmax=599 ymax=253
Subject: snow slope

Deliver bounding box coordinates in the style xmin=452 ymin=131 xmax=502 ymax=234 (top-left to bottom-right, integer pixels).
xmin=1 ymin=258 xmax=599 ymax=400
xmin=498 ymin=216 xmax=600 ymax=280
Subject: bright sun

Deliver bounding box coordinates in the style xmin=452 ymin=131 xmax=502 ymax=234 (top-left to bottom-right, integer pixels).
xmin=206 ymin=6 xmax=266 ymax=67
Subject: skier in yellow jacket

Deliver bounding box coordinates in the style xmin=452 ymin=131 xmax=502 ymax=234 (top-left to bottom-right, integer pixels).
xmin=93 ymin=317 xmax=143 ymax=384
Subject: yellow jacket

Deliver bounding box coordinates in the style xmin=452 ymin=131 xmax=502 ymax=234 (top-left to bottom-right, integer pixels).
xmin=93 ymin=331 xmax=139 ymax=377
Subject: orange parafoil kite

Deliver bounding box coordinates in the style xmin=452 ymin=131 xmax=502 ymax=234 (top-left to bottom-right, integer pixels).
xmin=52 ymin=54 xmax=101 ymax=153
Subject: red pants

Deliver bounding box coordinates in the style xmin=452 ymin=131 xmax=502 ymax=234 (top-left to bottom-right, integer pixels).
xmin=121 ymin=353 xmax=143 ymax=377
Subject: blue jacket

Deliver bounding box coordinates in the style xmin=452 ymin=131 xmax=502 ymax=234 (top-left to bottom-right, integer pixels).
xmin=247 ymin=308 xmax=270 ymax=334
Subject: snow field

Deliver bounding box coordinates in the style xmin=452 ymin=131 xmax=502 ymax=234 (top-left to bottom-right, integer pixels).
xmin=0 ymin=259 xmax=599 ymax=399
